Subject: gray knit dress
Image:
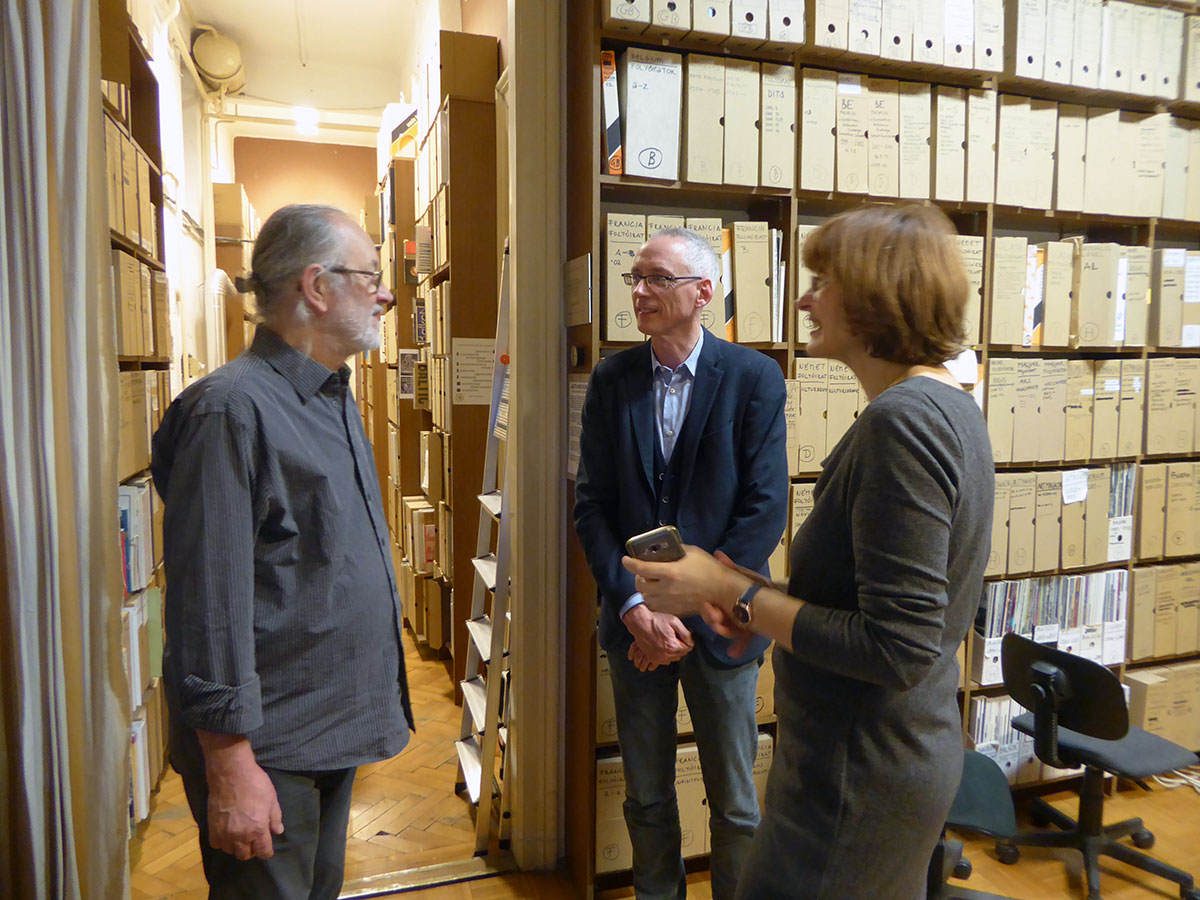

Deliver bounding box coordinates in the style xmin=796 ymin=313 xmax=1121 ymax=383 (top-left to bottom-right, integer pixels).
xmin=735 ymin=377 xmax=994 ymax=900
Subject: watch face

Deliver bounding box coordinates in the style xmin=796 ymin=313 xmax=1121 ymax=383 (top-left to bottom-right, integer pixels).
xmin=732 ymin=601 xmax=752 ymax=626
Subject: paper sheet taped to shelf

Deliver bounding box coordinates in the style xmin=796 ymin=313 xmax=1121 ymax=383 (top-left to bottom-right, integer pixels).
xmin=1187 ymin=256 xmax=1200 ymax=303
xmin=1061 ymin=469 xmax=1089 ymax=505
xmin=415 ymin=225 xmax=432 ymax=274
xmin=452 ymin=338 xmax=493 ymax=405
xmin=398 ymin=349 xmax=418 ymax=399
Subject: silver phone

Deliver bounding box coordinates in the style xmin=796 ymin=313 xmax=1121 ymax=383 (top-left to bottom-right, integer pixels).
xmin=625 ymin=525 xmax=686 ymax=562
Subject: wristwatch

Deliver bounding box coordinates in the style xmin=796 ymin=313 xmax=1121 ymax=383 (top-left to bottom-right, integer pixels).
xmin=731 ymin=582 xmax=762 ymax=628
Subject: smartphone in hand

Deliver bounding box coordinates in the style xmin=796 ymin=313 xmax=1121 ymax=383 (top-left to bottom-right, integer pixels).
xmin=625 ymin=525 xmax=685 ymax=562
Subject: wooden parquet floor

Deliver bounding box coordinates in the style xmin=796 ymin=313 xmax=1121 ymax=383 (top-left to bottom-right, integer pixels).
xmin=580 ymin=781 xmax=1200 ymax=900
xmin=387 ymin=779 xmax=1200 ymax=900
xmin=377 ymin=781 xmax=1200 ymax=900
xmin=129 ymin=626 xmax=477 ymax=900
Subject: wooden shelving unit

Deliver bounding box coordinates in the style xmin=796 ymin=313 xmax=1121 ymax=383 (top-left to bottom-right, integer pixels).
xmin=383 ymin=158 xmax=424 ymax=547
xmin=99 ymin=0 xmax=173 ymax=838
xmin=565 ymin=1 xmax=1200 ymax=894
xmin=423 ymin=93 xmax=499 ymax=695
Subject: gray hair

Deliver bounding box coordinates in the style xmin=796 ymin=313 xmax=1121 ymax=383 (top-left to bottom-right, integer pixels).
xmin=650 ymin=227 xmax=722 ymax=291
xmin=235 ymin=204 xmax=349 ymax=323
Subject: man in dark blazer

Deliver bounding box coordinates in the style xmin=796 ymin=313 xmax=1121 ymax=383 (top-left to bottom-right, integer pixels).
xmin=575 ymin=227 xmax=788 ymax=900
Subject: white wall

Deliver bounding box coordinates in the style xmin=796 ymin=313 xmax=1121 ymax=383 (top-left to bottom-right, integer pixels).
xmin=140 ymin=1 xmax=216 ymax=387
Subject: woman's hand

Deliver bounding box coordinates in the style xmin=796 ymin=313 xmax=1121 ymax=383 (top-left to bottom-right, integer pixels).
xmin=693 ymin=601 xmax=754 ymax=659
xmin=622 ymin=545 xmax=748 ymax=619
xmin=713 ymin=550 xmax=771 ymax=586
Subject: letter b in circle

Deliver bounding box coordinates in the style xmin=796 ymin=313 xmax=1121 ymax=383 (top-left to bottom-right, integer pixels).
xmin=638 ymin=147 xmax=663 ymax=170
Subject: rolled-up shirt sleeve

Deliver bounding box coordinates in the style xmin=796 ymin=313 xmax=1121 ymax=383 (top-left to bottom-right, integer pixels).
xmin=158 ymin=405 xmax=262 ymax=735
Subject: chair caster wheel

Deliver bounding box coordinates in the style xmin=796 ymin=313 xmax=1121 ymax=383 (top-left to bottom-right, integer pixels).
xmin=953 ymin=858 xmax=973 ymax=880
xmin=996 ymin=843 xmax=1020 ymax=865
xmin=1131 ymin=829 xmax=1155 ymax=850
xmin=1180 ymin=887 xmax=1200 ymax=900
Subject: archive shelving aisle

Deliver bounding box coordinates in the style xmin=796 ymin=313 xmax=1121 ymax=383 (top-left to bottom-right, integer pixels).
xmin=564 ymin=0 xmax=1200 ymax=894
xmin=374 ymin=32 xmax=504 ymax=714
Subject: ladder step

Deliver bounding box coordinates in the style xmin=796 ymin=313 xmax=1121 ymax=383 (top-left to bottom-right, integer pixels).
xmin=478 ymin=491 xmax=502 ymax=520
xmin=473 ymin=554 xmax=498 ymax=590
xmin=461 ymin=675 xmax=488 ymax=733
xmin=455 ymin=737 xmax=483 ymax=805
xmin=466 ymin=616 xmax=493 ymax=663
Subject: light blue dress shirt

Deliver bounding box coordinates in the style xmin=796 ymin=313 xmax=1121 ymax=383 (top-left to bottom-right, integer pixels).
xmin=620 ymin=332 xmax=705 ymax=619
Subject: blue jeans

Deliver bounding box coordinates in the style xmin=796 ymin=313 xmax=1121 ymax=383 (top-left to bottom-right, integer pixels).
xmin=609 ymin=643 xmax=762 ymax=900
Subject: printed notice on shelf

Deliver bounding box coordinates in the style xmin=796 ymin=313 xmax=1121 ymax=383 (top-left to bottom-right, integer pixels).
xmin=415 ymin=225 xmax=433 ymax=274
xmin=838 ymin=74 xmax=862 ymax=94
xmin=565 ymin=254 xmax=592 ymax=327
xmin=398 ymin=349 xmax=418 ymax=398
xmin=451 ymin=338 xmax=493 ymax=405
xmin=945 ymin=348 xmax=978 ymax=385
xmin=1062 ymin=469 xmax=1089 ymax=505
xmin=493 ymin=369 xmax=511 ymax=440
xmin=568 ymin=375 xmax=590 ymax=480
xmin=1108 ymin=515 xmax=1133 ymax=562
xmin=1187 ymin=256 xmax=1200 ymax=303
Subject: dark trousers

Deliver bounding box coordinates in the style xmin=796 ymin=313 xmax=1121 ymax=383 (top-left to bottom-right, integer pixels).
xmin=176 ymin=761 xmax=358 ymax=900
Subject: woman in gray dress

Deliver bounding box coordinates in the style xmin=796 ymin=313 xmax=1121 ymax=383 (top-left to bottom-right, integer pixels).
xmin=624 ymin=203 xmax=994 ymax=900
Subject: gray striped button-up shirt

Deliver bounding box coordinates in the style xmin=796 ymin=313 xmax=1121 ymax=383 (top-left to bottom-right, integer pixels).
xmin=152 ymin=327 xmax=412 ymax=771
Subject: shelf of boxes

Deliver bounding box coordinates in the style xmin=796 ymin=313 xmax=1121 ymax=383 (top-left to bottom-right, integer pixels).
xmin=567 ymin=0 xmax=1200 ymax=890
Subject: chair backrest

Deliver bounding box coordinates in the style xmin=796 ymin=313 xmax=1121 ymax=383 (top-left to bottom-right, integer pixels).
xmin=1000 ymin=633 xmax=1128 ymax=742
xmin=946 ymin=749 xmax=1017 ymax=839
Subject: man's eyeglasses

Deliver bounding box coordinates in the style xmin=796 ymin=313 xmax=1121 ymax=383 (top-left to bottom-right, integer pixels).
xmin=327 ymin=265 xmax=384 ymax=292
xmin=621 ymin=273 xmax=704 ymax=290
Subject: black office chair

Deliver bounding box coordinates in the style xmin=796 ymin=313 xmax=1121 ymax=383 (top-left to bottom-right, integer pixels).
xmin=928 ymin=748 xmax=1022 ymax=900
xmin=996 ymin=632 xmax=1200 ymax=900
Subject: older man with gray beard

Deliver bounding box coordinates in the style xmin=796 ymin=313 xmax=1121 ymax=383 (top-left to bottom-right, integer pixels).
xmin=151 ymin=204 xmax=413 ymax=900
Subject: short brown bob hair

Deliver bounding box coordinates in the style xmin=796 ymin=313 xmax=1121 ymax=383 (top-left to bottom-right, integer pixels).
xmin=801 ymin=203 xmax=968 ymax=366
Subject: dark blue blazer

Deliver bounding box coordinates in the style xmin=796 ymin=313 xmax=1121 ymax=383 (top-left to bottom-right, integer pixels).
xmin=574 ymin=335 xmax=789 ymax=666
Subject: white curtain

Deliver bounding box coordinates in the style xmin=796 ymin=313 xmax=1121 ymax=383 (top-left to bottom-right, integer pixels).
xmin=1 ymin=2 xmax=130 ymax=899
